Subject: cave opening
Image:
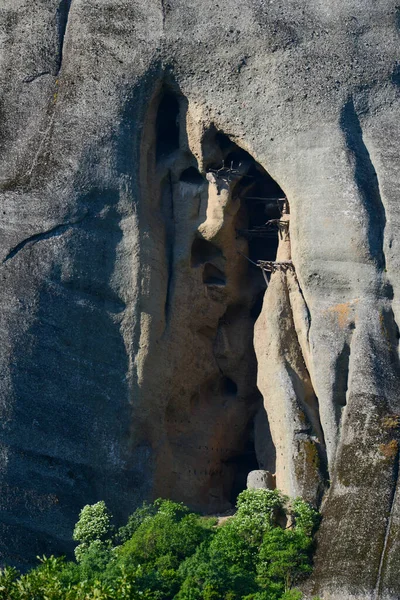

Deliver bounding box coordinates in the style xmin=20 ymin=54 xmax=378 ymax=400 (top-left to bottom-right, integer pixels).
xmin=156 ymin=91 xmax=180 ymax=161
xmin=233 ymin=160 xmax=284 ymax=263
xmin=191 ymin=134 xmax=286 ymax=507
xmin=185 ymin=132 xmax=288 ymax=508
xmin=148 ymin=108 xmax=286 ymax=512
xmin=226 ymin=421 xmax=260 ymax=505
xmin=221 ymin=143 xmax=285 ymax=503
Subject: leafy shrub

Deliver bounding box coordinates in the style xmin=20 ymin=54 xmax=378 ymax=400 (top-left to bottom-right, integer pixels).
xmin=117 ymin=501 xmax=158 ymax=543
xmin=257 ymin=527 xmax=313 ymax=594
xmin=73 ymin=501 xmax=114 ymax=562
xmin=0 ymin=490 xmax=320 ymax=600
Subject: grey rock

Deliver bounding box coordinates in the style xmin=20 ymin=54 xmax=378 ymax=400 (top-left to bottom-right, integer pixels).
xmin=0 ymin=1 xmax=399 ymax=598
xmin=247 ymin=470 xmax=276 ymax=491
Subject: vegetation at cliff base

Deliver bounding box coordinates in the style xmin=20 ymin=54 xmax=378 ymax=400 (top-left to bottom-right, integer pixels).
xmin=0 ymin=489 xmax=321 ymax=600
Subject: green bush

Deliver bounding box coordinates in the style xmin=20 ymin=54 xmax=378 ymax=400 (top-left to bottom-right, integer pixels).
xmin=73 ymin=501 xmax=114 ymax=562
xmin=257 ymin=527 xmax=313 ymax=594
xmin=0 ymin=490 xmax=320 ymax=600
xmin=117 ymin=501 xmax=158 ymax=543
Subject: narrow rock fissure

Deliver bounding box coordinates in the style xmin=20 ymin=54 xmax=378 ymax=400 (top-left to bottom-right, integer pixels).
xmin=163 ymin=170 xmax=175 ymax=323
xmin=2 ymin=214 xmax=88 ymax=264
xmin=282 ymin=275 xmax=329 ymax=494
xmin=292 ymin=273 xmax=312 ymax=344
xmin=333 ymin=340 xmax=352 ymax=422
xmin=156 ymin=93 xmax=180 ymax=161
xmin=340 ymin=97 xmax=386 ymax=270
xmin=23 ymin=71 xmax=51 ymax=84
xmin=56 ymin=0 xmax=73 ymax=73
xmin=160 ymin=0 xmax=168 ymax=27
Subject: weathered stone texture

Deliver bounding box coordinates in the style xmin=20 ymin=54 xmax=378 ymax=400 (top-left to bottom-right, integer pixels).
xmin=0 ymin=1 xmax=400 ymax=598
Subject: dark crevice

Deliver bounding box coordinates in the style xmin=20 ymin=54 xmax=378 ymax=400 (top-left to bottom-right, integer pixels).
xmin=180 ymin=167 xmax=205 ymax=186
xmin=161 ymin=0 xmax=172 ymax=27
xmin=391 ymin=63 xmax=400 ymax=87
xmin=163 ymin=171 xmax=175 ymax=322
xmin=56 ymin=0 xmax=72 ymax=73
xmin=211 ymin=299 xmax=263 ymax=503
xmin=340 ymin=98 xmax=386 ymax=269
xmin=234 ymin=162 xmax=282 ymax=265
xmin=2 ymin=214 xmax=88 ymax=264
xmin=221 ymin=377 xmax=238 ymax=396
xmin=225 ymin=422 xmax=260 ymax=504
xmin=333 ymin=341 xmax=351 ymax=423
xmin=230 ymin=145 xmax=284 ymax=364
xmin=23 ymin=72 xmax=51 ymax=84
xmin=156 ymin=92 xmax=180 ymax=161
xmin=215 ymin=132 xmax=236 ymax=154
xmin=380 ymin=307 xmax=400 ymax=383
xmin=254 ymin=406 xmax=277 ymax=474
xmin=191 ymin=238 xmax=222 ymax=267
xmin=250 ymin=290 xmax=266 ymax=320
xmin=203 ymin=263 xmax=226 ymax=286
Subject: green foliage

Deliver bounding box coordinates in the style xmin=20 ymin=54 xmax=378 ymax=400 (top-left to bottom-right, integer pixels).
xmin=257 ymin=527 xmax=313 ymax=593
xmin=291 ymin=499 xmax=320 ymax=536
xmin=0 ymin=566 xmax=20 ymax=600
xmin=281 ymin=590 xmax=304 ymax=600
xmin=176 ymin=521 xmax=259 ymax=600
xmin=2 ymin=490 xmax=320 ymax=600
xmin=73 ymin=501 xmax=114 ymax=562
xmin=233 ymin=489 xmax=285 ymax=548
xmin=117 ymin=501 xmax=158 ymax=543
xmin=117 ymin=499 xmax=211 ymax=566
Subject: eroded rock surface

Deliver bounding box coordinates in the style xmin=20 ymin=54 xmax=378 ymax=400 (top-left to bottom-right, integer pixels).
xmin=0 ymin=1 xmax=400 ymax=598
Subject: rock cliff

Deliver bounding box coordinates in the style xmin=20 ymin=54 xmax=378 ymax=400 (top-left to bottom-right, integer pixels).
xmin=1 ymin=0 xmax=400 ymax=597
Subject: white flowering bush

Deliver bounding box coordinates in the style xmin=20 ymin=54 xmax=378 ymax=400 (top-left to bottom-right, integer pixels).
xmin=73 ymin=501 xmax=114 ymax=562
xmin=233 ymin=488 xmax=285 ymax=546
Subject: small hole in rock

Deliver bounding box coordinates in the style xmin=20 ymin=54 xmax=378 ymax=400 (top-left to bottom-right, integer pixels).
xmin=156 ymin=92 xmax=180 ymax=160
xmin=180 ymin=167 xmax=205 ymax=185
xmin=191 ymin=238 xmax=222 ymax=267
xmin=222 ymin=377 xmax=238 ymax=396
xmin=203 ymin=263 xmax=226 ymax=286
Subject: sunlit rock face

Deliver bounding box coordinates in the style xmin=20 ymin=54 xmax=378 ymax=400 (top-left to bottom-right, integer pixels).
xmin=1 ymin=0 xmax=400 ymax=597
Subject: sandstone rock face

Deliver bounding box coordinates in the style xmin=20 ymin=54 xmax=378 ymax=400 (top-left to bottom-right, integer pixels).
xmin=0 ymin=0 xmax=400 ymax=598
